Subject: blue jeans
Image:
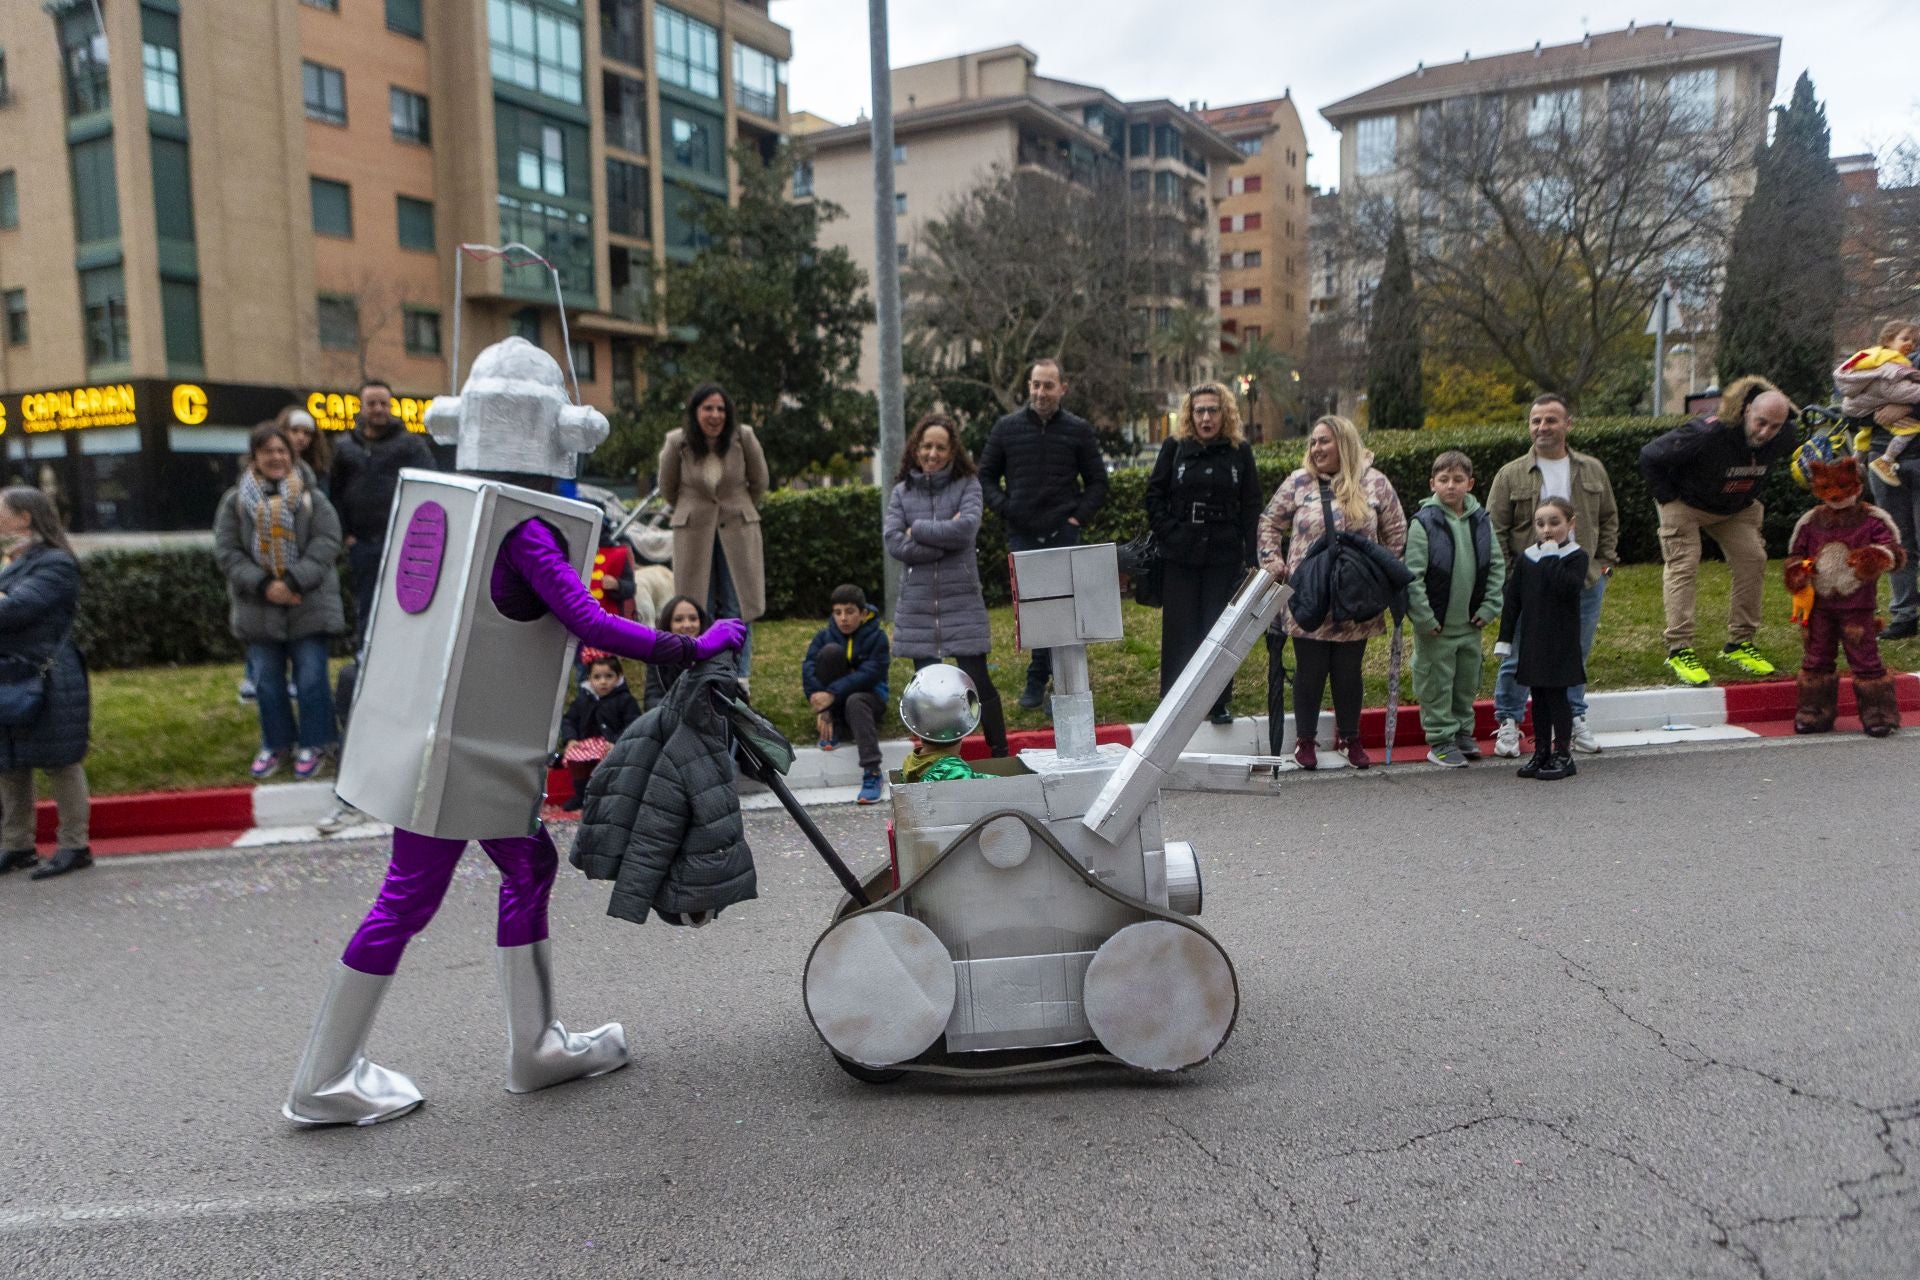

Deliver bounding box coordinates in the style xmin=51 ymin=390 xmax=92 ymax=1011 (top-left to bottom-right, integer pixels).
xmin=1009 ymin=524 xmax=1082 ymax=686
xmin=707 ymin=536 xmax=753 ymax=681
xmin=1870 ymin=466 xmax=1920 ymax=624
xmin=250 ymin=636 xmax=337 ymax=753
xmin=1495 ymin=573 xmax=1607 ymax=722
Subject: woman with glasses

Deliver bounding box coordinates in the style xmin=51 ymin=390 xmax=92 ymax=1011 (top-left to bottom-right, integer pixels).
xmin=1144 ymin=383 xmax=1262 ymax=724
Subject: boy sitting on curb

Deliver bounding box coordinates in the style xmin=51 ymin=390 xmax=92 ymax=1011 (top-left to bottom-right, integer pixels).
xmin=802 ymin=584 xmax=891 ymax=804
xmin=1405 ymin=450 xmax=1506 ymax=768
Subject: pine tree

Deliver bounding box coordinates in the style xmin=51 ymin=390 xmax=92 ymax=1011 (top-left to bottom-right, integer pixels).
xmin=1715 ymin=73 xmax=1844 ymax=405
xmin=1366 ymin=221 xmax=1424 ymax=429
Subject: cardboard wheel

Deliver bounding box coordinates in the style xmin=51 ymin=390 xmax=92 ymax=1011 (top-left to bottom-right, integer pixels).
xmin=1083 ymin=921 xmax=1237 ymax=1071
xmin=805 ymin=912 xmax=955 ymax=1067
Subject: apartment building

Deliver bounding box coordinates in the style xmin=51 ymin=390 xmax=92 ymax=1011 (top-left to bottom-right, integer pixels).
xmin=1319 ymin=22 xmax=1780 ymax=408
xmin=1196 ymin=96 xmax=1310 ymax=360
xmin=0 ymin=0 xmax=789 ymax=532
xmin=800 ymin=46 xmax=1239 ymax=405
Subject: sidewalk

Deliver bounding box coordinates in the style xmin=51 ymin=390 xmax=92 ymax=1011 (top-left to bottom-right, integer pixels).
xmin=36 ymin=673 xmax=1920 ymax=856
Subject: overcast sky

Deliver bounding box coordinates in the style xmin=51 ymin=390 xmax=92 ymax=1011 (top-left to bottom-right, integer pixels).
xmin=776 ymin=0 xmax=1915 ymax=190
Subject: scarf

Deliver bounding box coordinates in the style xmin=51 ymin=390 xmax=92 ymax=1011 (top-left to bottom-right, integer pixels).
xmin=239 ymin=467 xmax=304 ymax=578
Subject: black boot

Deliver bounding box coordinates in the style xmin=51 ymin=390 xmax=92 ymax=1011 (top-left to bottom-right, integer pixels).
xmin=1534 ymin=752 xmax=1572 ymax=781
xmin=0 ymin=848 xmax=39 ymax=874
xmin=1516 ymin=744 xmax=1551 ymax=779
xmin=30 ymin=847 xmax=92 ymax=880
xmin=1017 ymin=679 xmax=1047 ymax=710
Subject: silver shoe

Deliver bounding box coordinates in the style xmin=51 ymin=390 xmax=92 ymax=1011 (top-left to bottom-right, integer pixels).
xmin=498 ymin=940 xmax=628 ymax=1093
xmin=314 ymin=800 xmax=365 ymax=835
xmin=284 ymin=963 xmax=424 ymax=1126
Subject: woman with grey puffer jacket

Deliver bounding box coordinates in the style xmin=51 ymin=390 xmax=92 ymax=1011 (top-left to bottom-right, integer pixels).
xmin=883 ymin=414 xmax=1008 ymax=756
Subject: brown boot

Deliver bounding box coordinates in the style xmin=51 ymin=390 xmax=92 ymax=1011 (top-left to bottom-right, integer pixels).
xmin=1794 ymin=670 xmax=1838 ymax=734
xmin=1854 ymin=674 xmax=1902 ymax=738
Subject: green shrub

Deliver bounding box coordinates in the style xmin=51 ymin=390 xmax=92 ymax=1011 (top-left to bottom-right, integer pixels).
xmin=80 ymin=414 xmax=1830 ymax=667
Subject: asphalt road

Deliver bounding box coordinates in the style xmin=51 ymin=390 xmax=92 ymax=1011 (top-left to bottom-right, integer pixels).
xmin=3 ymin=733 xmax=1917 ymax=1279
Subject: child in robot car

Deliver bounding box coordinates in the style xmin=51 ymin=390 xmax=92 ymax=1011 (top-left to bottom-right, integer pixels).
xmin=557 ymin=656 xmax=643 ymax=811
xmin=898 ymin=663 xmax=988 ymax=782
xmin=1495 ymin=497 xmax=1589 ymax=781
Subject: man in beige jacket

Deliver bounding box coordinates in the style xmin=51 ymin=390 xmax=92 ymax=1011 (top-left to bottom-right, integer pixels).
xmin=1485 ymin=394 xmax=1621 ymax=757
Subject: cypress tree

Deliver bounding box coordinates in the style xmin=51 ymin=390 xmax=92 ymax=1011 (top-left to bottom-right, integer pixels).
xmin=1715 ymin=73 xmax=1844 ymax=405
xmin=1366 ymin=221 xmax=1425 ymax=429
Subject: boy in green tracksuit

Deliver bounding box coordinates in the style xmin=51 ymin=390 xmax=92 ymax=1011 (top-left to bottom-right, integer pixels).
xmin=1405 ymin=451 xmax=1506 ymax=768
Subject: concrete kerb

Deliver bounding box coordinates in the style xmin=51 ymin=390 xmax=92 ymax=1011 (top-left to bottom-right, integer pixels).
xmin=40 ymin=673 xmax=1920 ymax=852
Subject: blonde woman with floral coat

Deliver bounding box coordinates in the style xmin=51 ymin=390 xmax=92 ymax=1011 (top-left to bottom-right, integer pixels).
xmin=1257 ymin=415 xmax=1407 ymax=770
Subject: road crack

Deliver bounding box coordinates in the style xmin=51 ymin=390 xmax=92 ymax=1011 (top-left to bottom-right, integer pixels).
xmin=1162 ymin=1116 xmax=1323 ymax=1279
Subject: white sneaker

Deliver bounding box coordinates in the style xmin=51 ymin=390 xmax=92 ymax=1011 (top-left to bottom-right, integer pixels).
xmin=315 ymin=801 xmax=365 ymax=835
xmin=1494 ymin=717 xmax=1522 ymax=758
xmin=1570 ymin=715 xmax=1602 ymax=755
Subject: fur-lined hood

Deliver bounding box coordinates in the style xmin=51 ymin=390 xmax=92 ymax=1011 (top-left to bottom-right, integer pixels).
xmin=1717 ymin=375 xmax=1794 ymax=426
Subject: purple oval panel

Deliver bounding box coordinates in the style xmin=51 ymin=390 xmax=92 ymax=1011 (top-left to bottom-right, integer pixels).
xmin=394 ymin=500 xmax=448 ymax=615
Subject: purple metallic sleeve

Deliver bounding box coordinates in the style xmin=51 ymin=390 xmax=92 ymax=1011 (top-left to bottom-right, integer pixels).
xmin=497 ymin=518 xmax=698 ymax=666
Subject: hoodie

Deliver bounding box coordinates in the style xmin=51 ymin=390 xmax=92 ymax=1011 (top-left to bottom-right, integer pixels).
xmin=802 ymin=606 xmax=892 ymax=705
xmin=1403 ymin=493 xmax=1505 ymax=633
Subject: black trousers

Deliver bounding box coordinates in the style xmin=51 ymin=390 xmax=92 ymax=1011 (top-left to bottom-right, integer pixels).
xmin=1532 ymin=685 xmax=1573 ymax=756
xmin=810 ymin=647 xmax=884 ymax=772
xmin=1159 ymin=557 xmax=1243 ymax=718
xmin=911 ymin=654 xmax=1009 ymax=756
xmin=1292 ymin=637 xmax=1366 ymax=744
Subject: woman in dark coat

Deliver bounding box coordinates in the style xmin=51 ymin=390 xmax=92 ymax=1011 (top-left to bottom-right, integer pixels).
xmin=213 ymin=422 xmax=346 ymax=781
xmin=1145 ymin=383 xmax=1263 ymax=724
xmin=0 ymin=487 xmax=92 ymax=880
xmin=884 ymin=413 xmax=1009 ymax=757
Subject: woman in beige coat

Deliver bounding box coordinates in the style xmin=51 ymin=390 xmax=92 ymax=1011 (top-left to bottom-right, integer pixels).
xmin=659 ymin=383 xmax=769 ymax=681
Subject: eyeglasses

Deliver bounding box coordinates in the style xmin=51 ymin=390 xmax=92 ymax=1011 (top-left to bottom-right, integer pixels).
xmin=1191 ymin=407 xmax=1222 ymax=417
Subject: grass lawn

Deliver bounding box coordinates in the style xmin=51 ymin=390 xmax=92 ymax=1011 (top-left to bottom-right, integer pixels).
xmin=85 ymin=558 xmax=1920 ymax=796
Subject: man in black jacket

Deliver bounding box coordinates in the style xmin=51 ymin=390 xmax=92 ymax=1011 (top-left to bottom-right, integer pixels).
xmin=1637 ymin=376 xmax=1794 ymax=687
xmin=978 ymin=359 xmax=1109 ymax=708
xmin=330 ymin=380 xmax=437 ymax=646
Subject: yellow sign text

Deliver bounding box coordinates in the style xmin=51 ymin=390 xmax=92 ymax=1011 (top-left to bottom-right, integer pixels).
xmin=306 ymin=391 xmax=431 ymax=434
xmin=21 ymin=384 xmax=139 ymax=432
xmin=172 ymin=383 xmax=209 ymax=425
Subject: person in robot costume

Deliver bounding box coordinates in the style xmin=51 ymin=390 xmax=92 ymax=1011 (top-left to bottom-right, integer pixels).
xmin=284 ymin=337 xmax=745 ymax=1126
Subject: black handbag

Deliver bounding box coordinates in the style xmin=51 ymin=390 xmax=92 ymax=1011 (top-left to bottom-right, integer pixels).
xmin=1117 ymin=530 xmax=1163 ymax=608
xmin=0 ymin=652 xmax=54 ymax=728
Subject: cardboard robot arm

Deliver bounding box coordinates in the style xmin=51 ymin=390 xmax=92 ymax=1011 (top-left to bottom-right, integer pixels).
xmin=555 ymin=404 xmax=610 ymax=456
xmin=425 ymin=395 xmax=463 ymax=446
xmin=500 ymin=519 xmax=700 ymax=666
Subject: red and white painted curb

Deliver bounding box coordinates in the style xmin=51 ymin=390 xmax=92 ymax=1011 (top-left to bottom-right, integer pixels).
xmin=37 ymin=673 xmax=1919 ymax=857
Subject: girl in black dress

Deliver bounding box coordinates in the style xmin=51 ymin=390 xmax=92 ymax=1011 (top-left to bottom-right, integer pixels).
xmin=1495 ymin=497 xmax=1589 ymax=781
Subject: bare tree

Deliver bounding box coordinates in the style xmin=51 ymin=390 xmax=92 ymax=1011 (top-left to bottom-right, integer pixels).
xmin=314 ymin=266 xmax=440 ymax=388
xmin=1836 ymin=134 xmax=1920 ymax=344
xmin=1330 ymin=72 xmax=1763 ymax=404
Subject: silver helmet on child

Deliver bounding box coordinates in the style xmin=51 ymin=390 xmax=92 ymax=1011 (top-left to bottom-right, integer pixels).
xmin=899 ymin=664 xmax=982 ymax=745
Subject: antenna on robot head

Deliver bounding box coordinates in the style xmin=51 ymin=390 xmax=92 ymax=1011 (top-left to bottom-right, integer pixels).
xmin=449 ymin=243 xmax=586 ymax=407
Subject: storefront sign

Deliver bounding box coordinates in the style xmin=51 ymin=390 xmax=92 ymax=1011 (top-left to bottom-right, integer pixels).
xmin=172 ymin=383 xmax=210 ymax=425
xmin=20 ymin=383 xmax=140 ymax=432
xmin=305 ymin=391 xmax=432 ymax=434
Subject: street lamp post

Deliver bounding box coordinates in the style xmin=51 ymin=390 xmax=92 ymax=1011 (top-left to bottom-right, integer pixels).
xmin=868 ymin=0 xmax=904 ymax=616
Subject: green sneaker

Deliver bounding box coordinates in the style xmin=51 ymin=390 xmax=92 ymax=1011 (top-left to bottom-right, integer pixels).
xmin=1665 ymin=647 xmax=1711 ymax=687
xmin=1719 ymin=641 xmax=1776 ymax=677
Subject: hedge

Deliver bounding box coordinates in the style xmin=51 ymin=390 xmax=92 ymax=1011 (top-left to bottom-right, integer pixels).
xmin=74 ymin=414 xmax=1832 ymax=668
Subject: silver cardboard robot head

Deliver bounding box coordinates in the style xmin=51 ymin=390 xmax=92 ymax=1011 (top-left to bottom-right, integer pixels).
xmin=423 ymin=336 xmax=608 ymax=479
xmin=900 ymin=664 xmax=981 ymax=744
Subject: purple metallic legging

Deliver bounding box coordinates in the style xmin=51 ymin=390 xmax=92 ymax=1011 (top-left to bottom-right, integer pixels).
xmin=341 ymin=824 xmax=560 ymax=976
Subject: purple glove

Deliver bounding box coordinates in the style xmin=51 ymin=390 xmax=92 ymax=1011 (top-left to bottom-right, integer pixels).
xmin=692 ymin=618 xmax=748 ymax=660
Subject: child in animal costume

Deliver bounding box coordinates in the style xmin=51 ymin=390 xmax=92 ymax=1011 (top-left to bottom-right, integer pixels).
xmin=1784 ymin=456 xmax=1906 ymax=736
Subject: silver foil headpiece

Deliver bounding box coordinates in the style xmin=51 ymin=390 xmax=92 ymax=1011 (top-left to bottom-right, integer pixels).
xmin=900 ymin=664 xmax=982 ymax=744
xmin=423 ymin=336 xmax=608 ymax=479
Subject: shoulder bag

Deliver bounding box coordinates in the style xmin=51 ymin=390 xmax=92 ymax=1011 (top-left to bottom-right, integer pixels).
xmin=0 ymin=650 xmax=56 ymax=728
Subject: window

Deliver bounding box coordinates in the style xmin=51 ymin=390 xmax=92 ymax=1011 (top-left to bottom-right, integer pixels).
xmin=142 ymin=11 xmax=183 ymax=117
xmin=1235 ymin=136 xmax=1263 ymax=156
xmin=0 ymin=49 xmax=10 ymax=106
xmin=517 ymin=123 xmax=567 ymax=196
xmin=1129 ymin=122 xmax=1150 ymax=156
xmin=495 ymin=194 xmax=593 ymax=294
xmin=1243 ymin=250 xmax=1261 ymax=268
xmin=512 ymin=307 xmax=541 ymax=343
xmin=151 ymin=138 xmax=195 ymax=244
xmin=1355 ymin=115 xmax=1396 ymax=175
xmin=1228 ymin=175 xmax=1262 ymax=195
xmin=1219 ymin=211 xmax=1262 ymax=233
xmin=1668 ymin=68 xmax=1716 ymax=132
xmin=387 ymin=0 xmax=424 ymax=38
xmin=655 ymin=6 xmax=720 ymax=98
xmin=604 ymin=72 xmax=647 ymax=153
xmin=3 ymin=289 xmax=24 ymax=346
xmin=892 ymin=144 xmax=908 ymax=166
xmin=1153 ymin=123 xmax=1180 ymax=159
xmin=1244 ymin=326 xmax=1261 ymax=342
xmin=396 ymin=195 xmax=435 ymax=250
xmin=404 ymin=307 xmax=441 ymax=356
xmin=601 ymin=0 xmax=643 ymax=65
xmin=896 ymin=242 xmax=908 ymax=265
xmin=162 ymin=279 xmax=201 ymax=365
xmin=792 ymin=157 xmax=813 ymax=197
xmin=70 ymin=136 xmax=120 ymax=244
xmin=58 ymin=10 xmax=111 ymax=117
xmin=605 ymin=158 xmax=649 ymax=237
xmin=733 ymin=44 xmax=781 ymax=118
xmin=894 ymin=192 xmax=906 ymax=214
xmin=317 ymin=294 xmax=359 ymax=349
xmin=569 ymin=337 xmax=595 ymax=381
xmin=664 ymin=102 xmax=723 ymax=179
xmin=1526 ymin=88 xmax=1579 ymax=138
xmin=82 ymin=267 xmax=130 ymax=365
xmin=609 ymin=244 xmax=648 ymax=319
xmin=303 ymin=61 xmax=346 ymax=125
xmin=662 ymin=179 xmax=711 ymax=254
xmin=390 ymin=88 xmax=430 ymax=144
xmin=488 ymin=0 xmax=583 ymax=105
xmin=1153 ymin=170 xmax=1180 ymax=204
xmin=1244 ymin=288 xmax=1261 ymax=305
xmin=0 ymin=170 xmax=14 ymax=230
xmin=311 ymin=177 xmax=353 ymax=237
xmin=301 ymin=0 xmax=340 ymax=9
